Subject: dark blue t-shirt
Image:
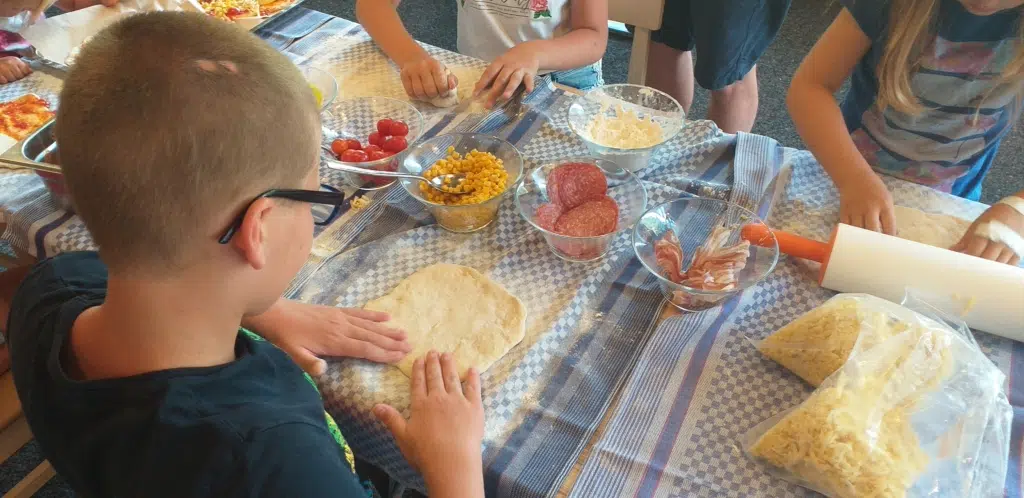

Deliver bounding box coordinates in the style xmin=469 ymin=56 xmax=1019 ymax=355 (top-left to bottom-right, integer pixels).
xmin=840 ymin=0 xmax=1022 ymax=200
xmin=6 ymin=252 xmax=368 ymax=498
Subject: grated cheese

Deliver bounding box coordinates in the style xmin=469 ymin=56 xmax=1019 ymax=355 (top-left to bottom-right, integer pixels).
xmin=585 ymin=105 xmax=664 ymax=149
xmin=757 ymin=296 xmax=908 ymax=387
xmin=749 ymin=325 xmax=953 ymax=498
xmin=350 ymin=196 xmax=370 ymax=210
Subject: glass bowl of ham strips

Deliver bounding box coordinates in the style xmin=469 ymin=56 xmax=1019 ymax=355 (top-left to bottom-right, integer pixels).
xmin=633 ymin=197 xmax=779 ymax=312
xmin=567 ymin=84 xmax=685 ymax=173
xmin=516 ymin=157 xmax=647 ymax=262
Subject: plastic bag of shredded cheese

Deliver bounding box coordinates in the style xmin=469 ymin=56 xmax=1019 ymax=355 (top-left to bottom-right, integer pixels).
xmin=744 ymin=294 xmax=1011 ymax=498
xmin=753 ymin=294 xmax=914 ymax=386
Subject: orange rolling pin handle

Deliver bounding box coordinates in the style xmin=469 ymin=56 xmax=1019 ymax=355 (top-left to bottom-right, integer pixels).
xmin=740 ymin=223 xmax=831 ymax=263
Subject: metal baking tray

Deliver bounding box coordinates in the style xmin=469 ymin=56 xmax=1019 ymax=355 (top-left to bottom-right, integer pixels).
xmin=0 ymin=118 xmax=60 ymax=174
xmin=249 ymin=0 xmax=307 ymax=33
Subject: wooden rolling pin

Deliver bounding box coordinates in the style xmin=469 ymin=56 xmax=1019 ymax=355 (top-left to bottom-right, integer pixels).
xmin=742 ymin=223 xmax=1024 ymax=342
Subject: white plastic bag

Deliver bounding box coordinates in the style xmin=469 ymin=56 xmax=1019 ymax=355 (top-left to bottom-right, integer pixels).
xmin=745 ymin=293 xmax=1012 ymax=498
xmin=754 ymin=293 xmax=913 ymax=386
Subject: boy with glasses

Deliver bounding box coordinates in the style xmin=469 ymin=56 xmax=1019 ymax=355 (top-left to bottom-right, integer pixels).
xmin=6 ymin=12 xmax=485 ymax=497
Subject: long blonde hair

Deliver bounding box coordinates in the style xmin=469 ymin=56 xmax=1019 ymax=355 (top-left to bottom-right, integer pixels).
xmin=876 ymin=0 xmax=1024 ymax=115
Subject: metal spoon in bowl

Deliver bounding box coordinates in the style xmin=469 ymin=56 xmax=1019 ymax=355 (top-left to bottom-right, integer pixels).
xmin=323 ymin=156 xmax=472 ymax=194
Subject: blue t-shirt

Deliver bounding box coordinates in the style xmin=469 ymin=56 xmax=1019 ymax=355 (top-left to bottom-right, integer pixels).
xmin=840 ymin=0 xmax=1022 ymax=200
xmin=6 ymin=252 xmax=369 ymax=498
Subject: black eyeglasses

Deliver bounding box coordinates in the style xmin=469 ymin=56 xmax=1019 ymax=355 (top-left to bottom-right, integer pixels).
xmin=218 ymin=184 xmax=346 ymax=244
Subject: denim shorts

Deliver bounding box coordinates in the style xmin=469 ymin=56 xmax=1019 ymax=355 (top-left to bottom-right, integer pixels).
xmin=647 ymin=0 xmax=791 ymax=90
xmin=549 ymin=60 xmax=605 ymax=91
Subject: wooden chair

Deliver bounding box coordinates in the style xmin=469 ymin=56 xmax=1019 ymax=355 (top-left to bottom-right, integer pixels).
xmin=1 ymin=370 xmax=55 ymax=498
xmin=608 ymin=0 xmax=665 ymax=85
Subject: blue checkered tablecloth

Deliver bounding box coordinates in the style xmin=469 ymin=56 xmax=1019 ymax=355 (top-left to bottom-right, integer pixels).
xmin=0 ymin=8 xmax=1020 ymax=498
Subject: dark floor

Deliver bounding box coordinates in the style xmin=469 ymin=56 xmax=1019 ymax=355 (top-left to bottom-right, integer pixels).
xmin=3 ymin=0 xmax=1022 ymax=496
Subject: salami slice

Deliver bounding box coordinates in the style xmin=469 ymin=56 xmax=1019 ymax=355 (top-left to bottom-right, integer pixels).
xmin=553 ymin=196 xmax=619 ymax=237
xmin=546 ymin=162 xmax=607 ymax=210
xmin=534 ymin=203 xmax=563 ymax=231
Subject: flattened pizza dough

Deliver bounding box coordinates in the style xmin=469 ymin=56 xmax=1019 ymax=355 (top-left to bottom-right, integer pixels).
xmin=894 ymin=205 xmax=972 ymax=249
xmin=364 ymin=263 xmax=527 ymax=378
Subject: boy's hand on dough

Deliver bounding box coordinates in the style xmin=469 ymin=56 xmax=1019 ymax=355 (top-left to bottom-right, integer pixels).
xmin=401 ymin=55 xmax=455 ymax=100
xmin=952 ymin=202 xmax=1023 ymax=266
xmin=244 ymin=300 xmax=411 ymax=376
xmin=0 ymin=57 xmax=30 ymax=85
xmin=374 ymin=352 xmax=484 ymax=493
xmin=837 ymin=173 xmax=895 ymax=235
xmin=475 ymin=42 xmax=539 ymax=108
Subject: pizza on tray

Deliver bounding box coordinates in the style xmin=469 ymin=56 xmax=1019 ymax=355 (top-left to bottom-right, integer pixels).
xmin=199 ymin=0 xmax=260 ymax=20
xmin=0 ymin=95 xmax=54 ymax=141
xmin=258 ymin=0 xmax=295 ymax=16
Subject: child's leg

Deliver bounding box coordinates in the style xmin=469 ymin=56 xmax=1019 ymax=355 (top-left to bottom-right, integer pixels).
xmin=645 ymin=42 xmax=695 ymax=113
xmin=706 ymin=66 xmax=759 ymax=134
xmin=689 ymin=0 xmax=790 ymax=133
xmin=638 ymin=0 xmax=696 ymax=112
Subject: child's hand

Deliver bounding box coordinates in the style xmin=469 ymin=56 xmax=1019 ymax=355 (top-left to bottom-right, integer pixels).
xmin=374 ymin=351 xmax=485 ymax=496
xmin=952 ymin=201 xmax=1023 ymax=265
xmin=475 ymin=42 xmax=540 ymax=108
xmin=400 ymin=55 xmax=455 ymax=101
xmin=0 ymin=57 xmax=31 ymax=85
xmin=243 ymin=300 xmax=411 ymax=376
xmin=837 ymin=173 xmax=895 ymax=234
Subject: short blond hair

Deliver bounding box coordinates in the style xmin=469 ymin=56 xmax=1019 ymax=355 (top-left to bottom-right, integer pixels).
xmin=57 ymin=12 xmax=319 ymax=272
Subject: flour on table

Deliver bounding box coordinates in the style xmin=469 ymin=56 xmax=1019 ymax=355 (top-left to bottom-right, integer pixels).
xmin=894 ymin=205 xmax=972 ymax=249
xmin=363 ymin=263 xmax=527 ymax=379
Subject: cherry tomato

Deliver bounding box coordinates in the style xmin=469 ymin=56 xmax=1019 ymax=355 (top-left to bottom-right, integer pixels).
xmin=226 ymin=7 xmax=244 ymax=17
xmin=382 ymin=136 xmax=407 ymax=153
xmin=377 ymin=119 xmax=394 ymax=136
xmin=389 ymin=120 xmax=409 ymax=137
xmin=368 ymin=132 xmax=385 ymax=147
xmin=364 ymin=145 xmax=383 ymax=155
xmin=343 ymin=139 xmax=362 ymax=150
xmin=330 ymin=139 xmax=349 ymax=157
xmin=340 ymin=149 xmax=369 ymax=163
xmin=367 ymin=149 xmax=389 ymax=161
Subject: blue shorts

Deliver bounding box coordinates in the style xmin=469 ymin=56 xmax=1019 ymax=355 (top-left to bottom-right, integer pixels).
xmin=549 ymin=60 xmax=605 ymax=91
xmin=649 ymin=0 xmax=791 ymax=90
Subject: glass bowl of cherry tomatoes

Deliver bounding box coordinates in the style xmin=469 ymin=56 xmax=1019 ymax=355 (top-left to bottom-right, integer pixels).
xmin=322 ymin=96 xmax=425 ymax=190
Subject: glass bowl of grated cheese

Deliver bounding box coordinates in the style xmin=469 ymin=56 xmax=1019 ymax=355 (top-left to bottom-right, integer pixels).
xmin=567 ymin=84 xmax=685 ymax=173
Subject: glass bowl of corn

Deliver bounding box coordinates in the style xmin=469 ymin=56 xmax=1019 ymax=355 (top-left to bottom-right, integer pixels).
xmin=399 ymin=133 xmax=524 ymax=232
xmin=302 ymin=66 xmax=337 ymax=112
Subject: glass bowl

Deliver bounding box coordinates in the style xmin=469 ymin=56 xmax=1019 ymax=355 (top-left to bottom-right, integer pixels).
xmin=516 ymin=157 xmax=647 ymax=262
xmin=302 ymin=66 xmax=338 ymax=112
xmin=399 ymin=133 xmax=524 ymax=232
xmin=322 ymin=96 xmax=425 ymax=191
xmin=632 ymin=197 xmax=779 ymax=312
xmin=567 ymin=84 xmax=685 ymax=173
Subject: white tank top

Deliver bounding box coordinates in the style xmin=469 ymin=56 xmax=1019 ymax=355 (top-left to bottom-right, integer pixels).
xmin=456 ymin=0 xmax=571 ymax=73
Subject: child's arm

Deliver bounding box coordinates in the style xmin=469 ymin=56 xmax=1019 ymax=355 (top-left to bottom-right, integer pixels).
xmin=375 ymin=351 xmax=485 ymax=498
xmin=356 ymin=0 xmax=455 ymax=100
xmin=241 ymin=299 xmax=411 ymax=376
xmin=476 ymin=0 xmax=608 ymax=107
xmin=953 ymin=190 xmax=1024 ymax=266
xmin=787 ymin=8 xmax=896 ymax=235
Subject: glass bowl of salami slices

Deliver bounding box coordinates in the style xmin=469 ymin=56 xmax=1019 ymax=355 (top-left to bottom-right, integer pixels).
xmin=632 ymin=197 xmax=779 ymax=312
xmin=516 ymin=157 xmax=647 ymax=262
xmin=322 ymin=96 xmax=425 ymax=191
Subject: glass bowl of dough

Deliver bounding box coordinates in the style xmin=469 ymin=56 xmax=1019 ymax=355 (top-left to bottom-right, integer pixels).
xmin=399 ymin=133 xmax=524 ymax=233
xmin=567 ymin=84 xmax=685 ymax=173
xmin=632 ymin=197 xmax=779 ymax=312
xmin=516 ymin=157 xmax=648 ymax=262
xmin=322 ymin=96 xmax=425 ymax=191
